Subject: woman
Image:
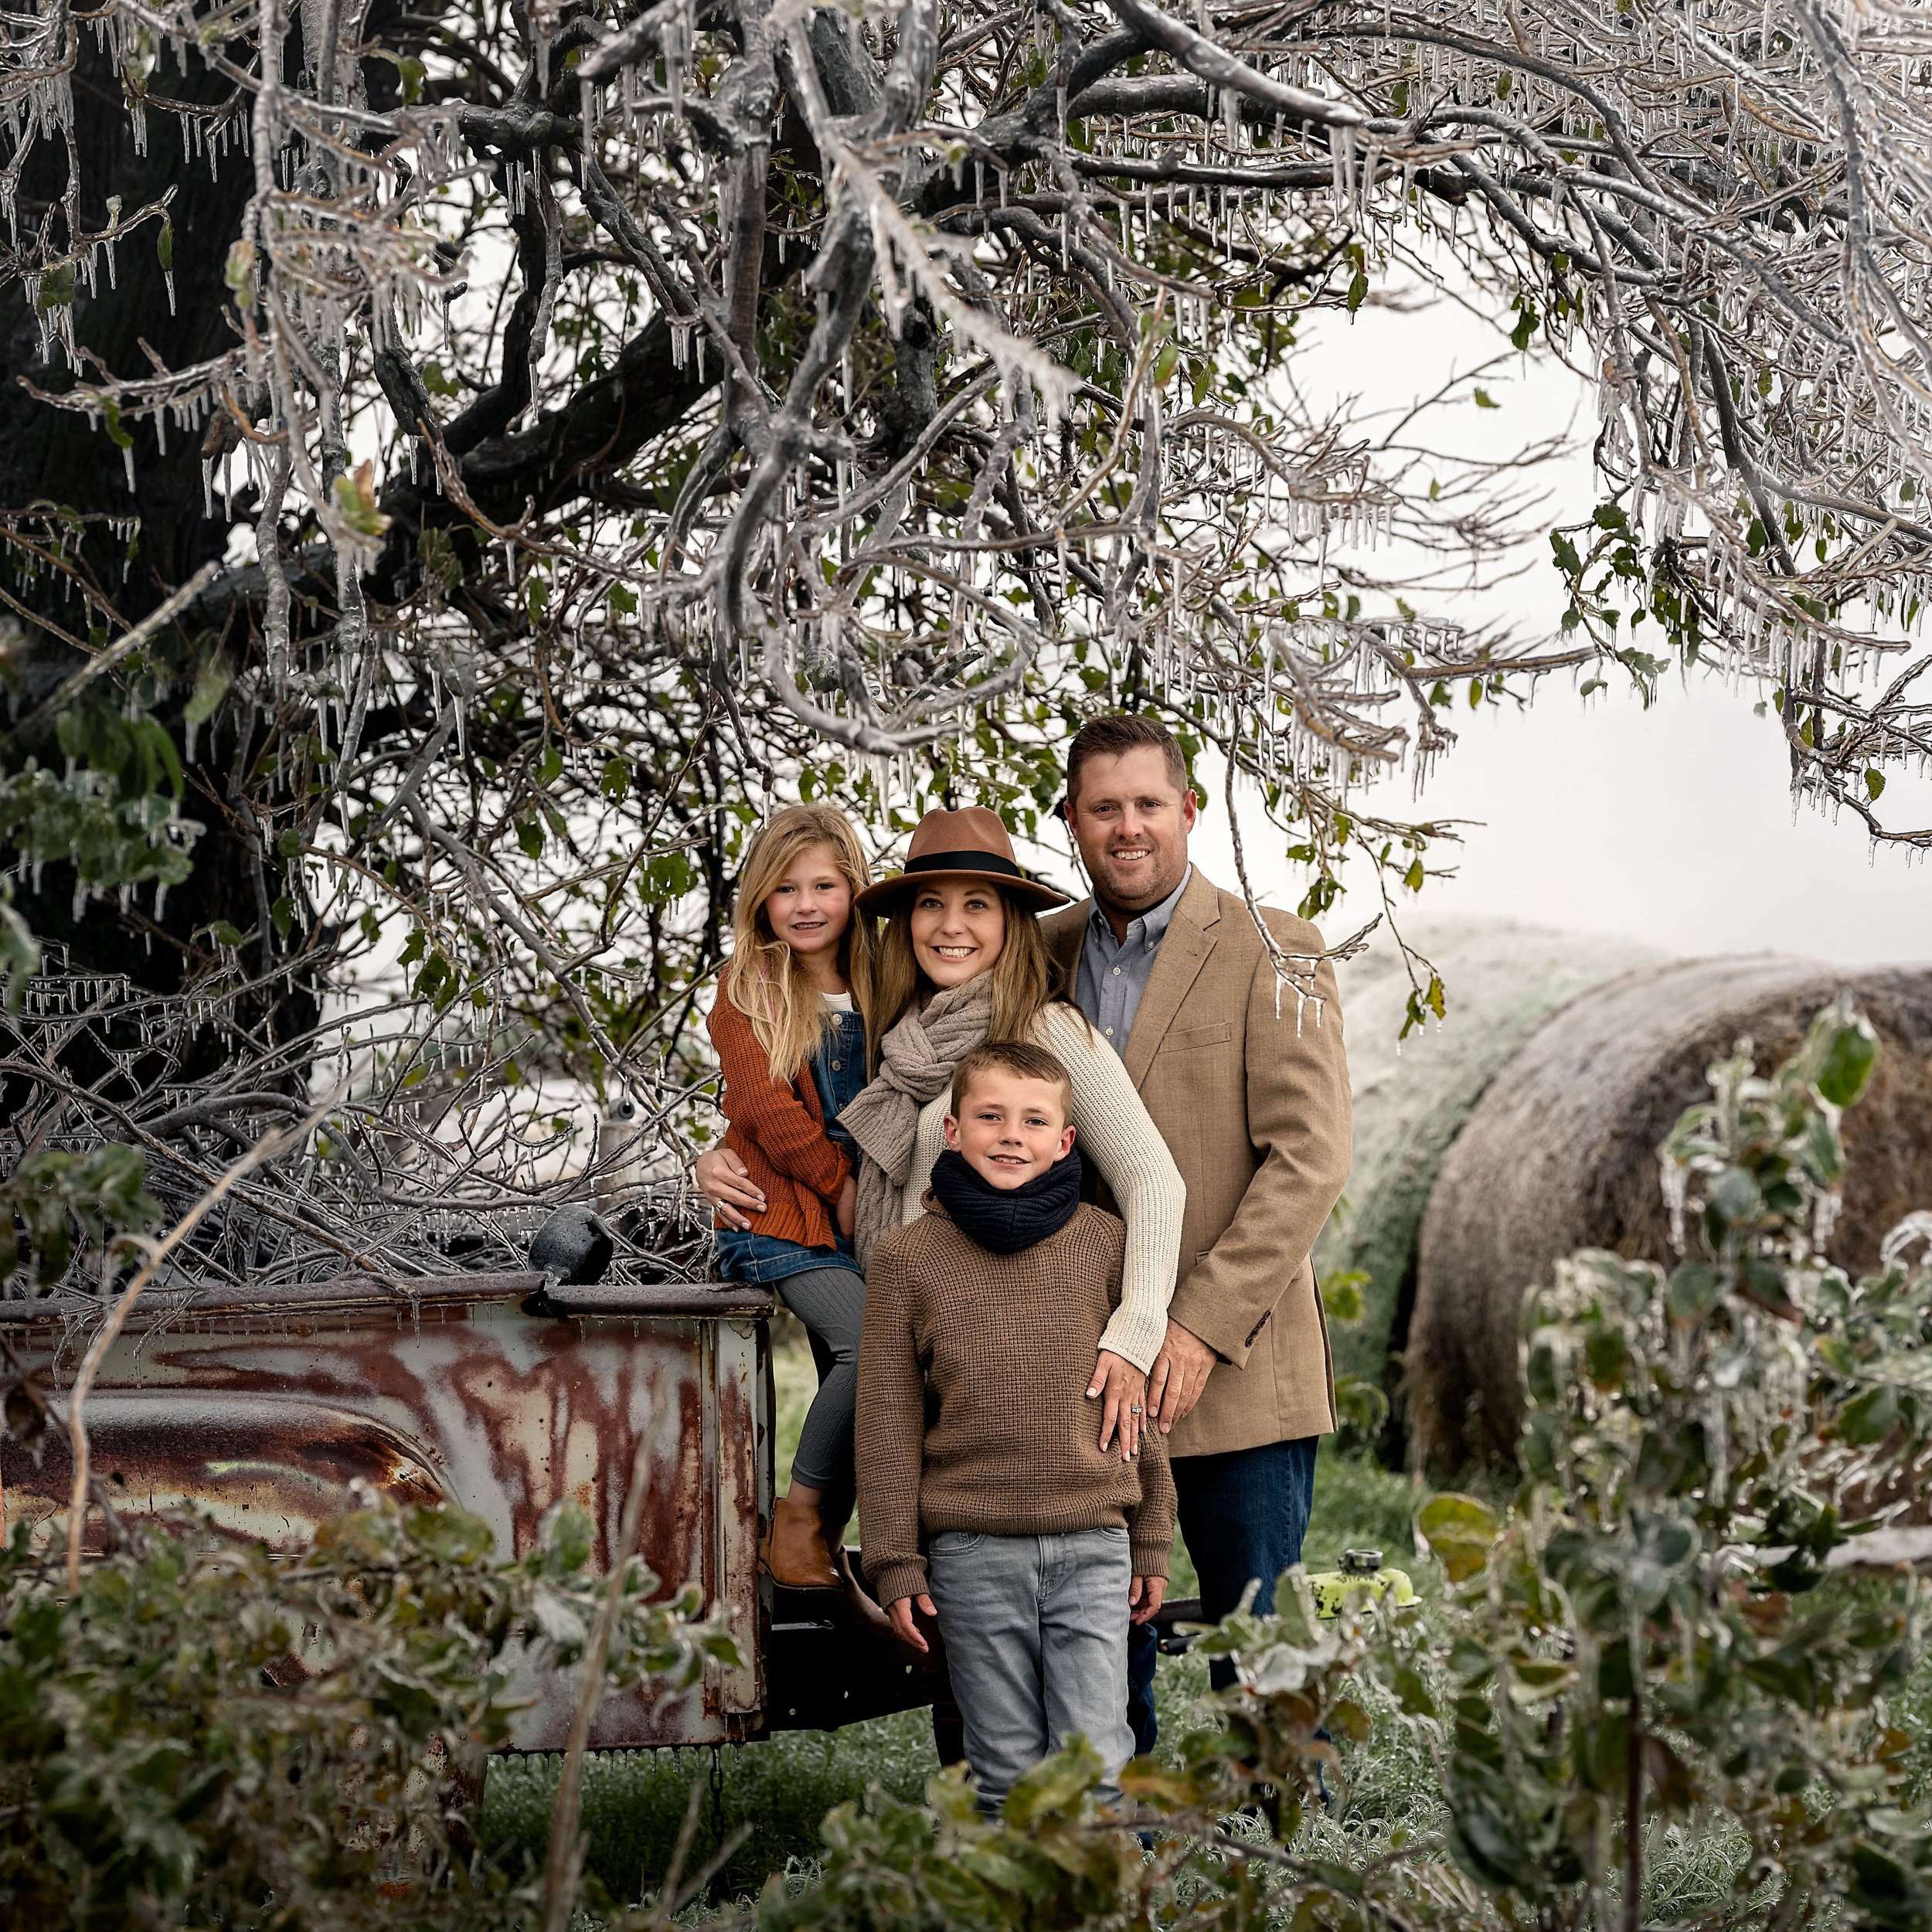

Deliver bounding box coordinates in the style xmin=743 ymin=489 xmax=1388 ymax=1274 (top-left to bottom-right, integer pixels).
xmin=699 ymin=805 xmax=1182 ymax=1449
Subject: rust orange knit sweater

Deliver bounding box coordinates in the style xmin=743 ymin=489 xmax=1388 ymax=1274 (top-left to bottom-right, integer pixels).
xmin=706 ymin=991 xmax=849 ymax=1253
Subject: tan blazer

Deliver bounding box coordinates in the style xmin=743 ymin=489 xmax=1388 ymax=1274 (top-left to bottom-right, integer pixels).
xmin=1046 ymin=870 xmax=1352 ymax=1458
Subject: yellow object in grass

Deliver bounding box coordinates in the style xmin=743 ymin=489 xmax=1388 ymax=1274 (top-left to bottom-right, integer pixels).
xmin=1308 ymin=1546 xmax=1417 ymax=1618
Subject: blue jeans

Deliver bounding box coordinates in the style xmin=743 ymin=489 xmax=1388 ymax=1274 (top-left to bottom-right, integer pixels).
xmin=927 ymin=1526 xmax=1136 ymax=1811
xmin=1128 ymin=1436 xmax=1318 ymax=1757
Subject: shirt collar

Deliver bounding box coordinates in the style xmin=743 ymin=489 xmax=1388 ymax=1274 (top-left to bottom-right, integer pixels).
xmin=1087 ymin=863 xmax=1192 ymax=952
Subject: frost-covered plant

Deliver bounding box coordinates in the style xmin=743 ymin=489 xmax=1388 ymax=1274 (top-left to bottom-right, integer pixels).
xmin=0 ymin=1495 xmax=737 ymax=1930
xmin=1403 ymin=999 xmax=1932 ymax=1929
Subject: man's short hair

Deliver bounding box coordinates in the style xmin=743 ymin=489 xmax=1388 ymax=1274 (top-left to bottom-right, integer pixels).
xmin=950 ymin=1040 xmax=1075 ymax=1118
xmin=1064 ymin=713 xmax=1191 ymax=811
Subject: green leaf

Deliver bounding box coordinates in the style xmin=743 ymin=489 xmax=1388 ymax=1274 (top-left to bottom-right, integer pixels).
xmin=1346 ymin=270 xmax=1369 ymax=315
xmin=1667 ymin=1263 xmax=1724 ymax=1324
xmin=184 ymin=653 xmax=233 ymax=730
xmin=1390 ymin=1664 xmax=1437 ymax=1718
xmin=1814 ymin=1010 xmax=1879 ymax=1107
xmin=1321 ymin=1270 xmax=1368 ymax=1325
xmin=223 ymin=238 xmax=256 ymax=298
xmin=331 ymin=461 xmax=390 ymax=539
xmin=1417 ymin=1493 xmax=1501 ymax=1583
xmin=1838 ymin=1383 xmax=1900 ymax=1446
xmin=35 ymin=263 xmax=75 ymax=314
xmin=1866 ymin=767 xmax=1886 ymax=801
xmin=1003 ymin=1734 xmax=1102 ymax=1826
xmin=1583 ymin=1326 xmax=1628 ymax=1389
xmin=1473 ymin=386 xmax=1499 ymax=409
xmin=1707 ymin=1165 xmax=1762 ymax=1225
xmin=155 ymin=216 xmax=174 ymax=272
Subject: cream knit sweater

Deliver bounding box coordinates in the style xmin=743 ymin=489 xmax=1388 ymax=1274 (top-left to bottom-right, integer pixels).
xmin=893 ymin=1000 xmax=1184 ymax=1372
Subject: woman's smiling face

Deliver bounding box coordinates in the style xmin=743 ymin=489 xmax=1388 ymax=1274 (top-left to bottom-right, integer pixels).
xmin=908 ymin=880 xmax=1007 ymax=989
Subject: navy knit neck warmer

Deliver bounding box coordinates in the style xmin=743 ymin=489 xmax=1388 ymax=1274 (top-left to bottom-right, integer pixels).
xmin=930 ymin=1147 xmax=1083 ymax=1254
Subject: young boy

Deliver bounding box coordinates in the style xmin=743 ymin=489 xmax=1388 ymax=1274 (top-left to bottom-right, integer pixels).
xmin=857 ymin=1039 xmax=1175 ymax=1810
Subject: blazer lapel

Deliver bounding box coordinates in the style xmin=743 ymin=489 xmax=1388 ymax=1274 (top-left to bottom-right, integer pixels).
xmin=1044 ymin=903 xmax=1090 ymax=988
xmin=1122 ymin=871 xmax=1221 ymax=1089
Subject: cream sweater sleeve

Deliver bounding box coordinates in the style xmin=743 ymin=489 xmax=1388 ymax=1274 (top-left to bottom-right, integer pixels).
xmin=904 ymin=1099 xmax=947 ymax=1226
xmin=1033 ymin=1002 xmax=1184 ymax=1372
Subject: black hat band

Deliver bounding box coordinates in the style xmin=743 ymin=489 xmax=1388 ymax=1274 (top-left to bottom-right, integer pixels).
xmin=902 ymin=849 xmax=1026 ymax=881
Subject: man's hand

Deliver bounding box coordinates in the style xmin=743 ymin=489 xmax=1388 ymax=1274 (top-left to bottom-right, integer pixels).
xmin=1129 ymin=1574 xmax=1168 ymax=1625
xmin=1146 ymin=1318 xmax=1217 ymax=1433
xmin=694 ymin=1146 xmax=766 ymax=1231
xmin=887 ymin=1592 xmax=936 ymax=1654
xmin=835 ymin=1172 xmax=857 ymax=1240
xmin=1087 ymin=1349 xmax=1147 ymax=1458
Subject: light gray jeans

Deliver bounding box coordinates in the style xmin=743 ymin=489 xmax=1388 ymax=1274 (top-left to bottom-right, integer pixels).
xmin=926 ymin=1525 xmax=1135 ymax=1812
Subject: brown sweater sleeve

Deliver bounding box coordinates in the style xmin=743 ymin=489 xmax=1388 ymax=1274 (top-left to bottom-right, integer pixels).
xmin=1128 ymin=1430 xmax=1176 ymax=1580
xmin=855 ymin=1237 xmax=930 ymax=1605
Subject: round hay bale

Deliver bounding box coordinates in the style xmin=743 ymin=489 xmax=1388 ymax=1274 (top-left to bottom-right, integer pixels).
xmin=1408 ymin=957 xmax=1932 ymax=1470
xmin=1317 ymin=917 xmax=1663 ymax=1439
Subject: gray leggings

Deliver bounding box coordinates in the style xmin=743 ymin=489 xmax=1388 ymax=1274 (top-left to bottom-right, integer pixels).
xmin=780 ymin=1265 xmax=866 ymax=1526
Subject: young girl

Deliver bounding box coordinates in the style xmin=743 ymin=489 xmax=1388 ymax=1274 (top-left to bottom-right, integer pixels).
xmin=706 ymin=804 xmax=880 ymax=1606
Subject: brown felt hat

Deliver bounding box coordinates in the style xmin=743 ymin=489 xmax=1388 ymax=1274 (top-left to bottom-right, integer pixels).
xmin=854 ymin=806 xmax=1073 ymax=917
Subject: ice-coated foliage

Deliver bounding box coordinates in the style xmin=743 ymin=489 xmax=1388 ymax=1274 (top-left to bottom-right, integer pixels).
xmin=0 ymin=1494 xmax=737 ymax=1930
xmin=9 ymin=0 xmax=1932 ymax=1289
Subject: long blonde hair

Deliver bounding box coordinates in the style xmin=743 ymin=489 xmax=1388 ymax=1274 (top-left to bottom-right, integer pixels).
xmin=722 ymin=805 xmax=877 ymax=1084
xmin=871 ymin=883 xmax=1060 ymax=1070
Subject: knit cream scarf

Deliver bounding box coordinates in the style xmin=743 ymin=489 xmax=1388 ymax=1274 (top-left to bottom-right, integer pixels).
xmin=841 ymin=974 xmax=995 ymax=1264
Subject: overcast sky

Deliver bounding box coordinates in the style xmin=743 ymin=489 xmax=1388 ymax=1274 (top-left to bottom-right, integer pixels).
xmin=1162 ymin=281 xmax=1932 ymax=969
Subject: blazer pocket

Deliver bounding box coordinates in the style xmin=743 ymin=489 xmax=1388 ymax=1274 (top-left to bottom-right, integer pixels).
xmin=1165 ymin=1020 xmax=1233 ymax=1052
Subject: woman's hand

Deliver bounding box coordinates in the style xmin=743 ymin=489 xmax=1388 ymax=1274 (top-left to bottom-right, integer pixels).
xmin=694 ymin=1146 xmax=767 ymax=1230
xmin=835 ymin=1172 xmax=857 ymax=1240
xmin=1129 ymin=1574 xmax=1168 ymax=1626
xmin=888 ymin=1592 xmax=936 ymax=1654
xmin=1087 ymin=1350 xmax=1148 ymax=1459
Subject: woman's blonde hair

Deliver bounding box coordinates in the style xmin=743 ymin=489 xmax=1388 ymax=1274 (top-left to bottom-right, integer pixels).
xmin=871 ymin=882 xmax=1060 ymax=1070
xmin=722 ymin=805 xmax=876 ymax=1084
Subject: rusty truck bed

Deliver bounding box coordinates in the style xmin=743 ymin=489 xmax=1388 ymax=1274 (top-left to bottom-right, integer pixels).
xmin=0 ymin=1270 xmax=793 ymax=1747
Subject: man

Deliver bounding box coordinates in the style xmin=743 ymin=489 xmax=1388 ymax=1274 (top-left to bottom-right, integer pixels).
xmin=1049 ymin=713 xmax=1350 ymax=1752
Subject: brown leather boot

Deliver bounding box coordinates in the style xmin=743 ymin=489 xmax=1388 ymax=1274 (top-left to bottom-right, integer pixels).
xmin=761 ymin=1492 xmax=839 ymax=1590
xmin=832 ymin=1545 xmax=898 ymax=1638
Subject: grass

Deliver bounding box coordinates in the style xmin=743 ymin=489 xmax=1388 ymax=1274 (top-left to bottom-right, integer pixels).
xmin=481 ymin=1324 xmax=1436 ymax=1908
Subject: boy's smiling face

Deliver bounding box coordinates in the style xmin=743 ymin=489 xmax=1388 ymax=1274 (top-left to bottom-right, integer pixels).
xmin=944 ymin=1070 xmax=1075 ymax=1191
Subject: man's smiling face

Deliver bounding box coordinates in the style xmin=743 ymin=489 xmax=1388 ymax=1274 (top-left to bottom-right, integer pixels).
xmin=1065 ymin=745 xmax=1198 ymax=917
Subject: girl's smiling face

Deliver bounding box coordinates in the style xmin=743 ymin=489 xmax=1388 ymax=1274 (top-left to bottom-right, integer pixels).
xmin=762 ymin=843 xmax=853 ymax=961
xmin=908 ymin=880 xmax=1006 ymax=988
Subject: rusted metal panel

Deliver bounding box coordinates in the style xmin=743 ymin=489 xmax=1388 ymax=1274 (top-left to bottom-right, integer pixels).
xmin=0 ymin=1275 xmax=773 ymax=1748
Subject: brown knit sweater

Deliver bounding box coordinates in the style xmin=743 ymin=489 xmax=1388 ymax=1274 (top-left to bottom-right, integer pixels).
xmin=857 ymin=1197 xmax=1177 ymax=1607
